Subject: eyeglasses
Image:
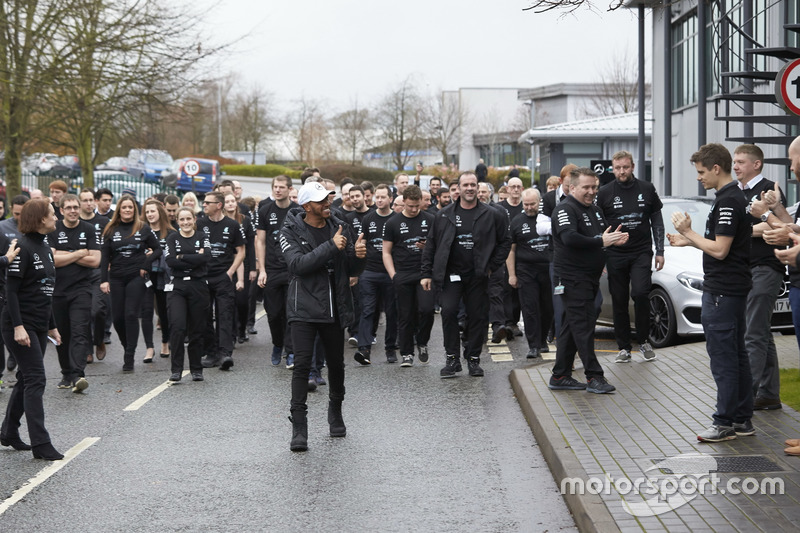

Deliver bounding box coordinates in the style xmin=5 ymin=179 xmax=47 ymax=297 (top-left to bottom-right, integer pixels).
xmin=202 ymin=201 xmax=221 ymax=205
xmin=62 ymin=206 xmax=80 ymax=211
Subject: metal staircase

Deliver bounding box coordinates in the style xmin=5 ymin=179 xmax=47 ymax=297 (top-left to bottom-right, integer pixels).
xmin=709 ymin=0 xmax=800 ymax=168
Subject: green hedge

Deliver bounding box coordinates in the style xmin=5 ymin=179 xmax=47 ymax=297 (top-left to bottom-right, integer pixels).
xmin=221 ymin=164 xmax=302 ymax=180
xmin=317 ymin=165 xmax=395 ymax=184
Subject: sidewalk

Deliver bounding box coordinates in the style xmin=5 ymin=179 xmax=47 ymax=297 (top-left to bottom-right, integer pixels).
xmin=510 ymin=334 xmax=800 ymax=533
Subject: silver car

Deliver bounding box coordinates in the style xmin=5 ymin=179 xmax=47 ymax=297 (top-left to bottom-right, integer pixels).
xmin=597 ymin=197 xmax=792 ymax=347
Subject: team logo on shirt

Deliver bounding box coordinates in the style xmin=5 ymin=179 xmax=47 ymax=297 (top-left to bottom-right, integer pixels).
xmin=455 ymin=215 xmax=462 ymax=227
xmin=223 ymin=227 xmax=229 ymax=234
xmin=638 ymin=194 xmax=643 ymax=201
xmin=202 ymin=226 xmax=210 ymax=234
xmin=421 ymin=220 xmax=427 ymax=227
xmin=59 ymin=232 xmax=66 ymax=238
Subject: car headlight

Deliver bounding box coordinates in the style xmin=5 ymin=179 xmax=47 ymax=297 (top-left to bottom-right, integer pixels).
xmin=677 ymin=272 xmax=704 ymax=292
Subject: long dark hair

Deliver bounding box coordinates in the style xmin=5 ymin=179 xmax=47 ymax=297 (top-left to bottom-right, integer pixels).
xmin=103 ymin=195 xmax=143 ymax=238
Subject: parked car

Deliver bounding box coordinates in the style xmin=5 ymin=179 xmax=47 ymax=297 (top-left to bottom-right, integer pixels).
xmin=168 ymin=157 xmax=219 ymax=194
xmin=596 ymin=197 xmax=793 ymax=348
xmin=23 ymin=153 xmax=58 ymax=174
xmin=95 ymin=157 xmax=133 ymax=173
xmin=45 ymin=155 xmax=81 ymax=175
xmin=127 ymin=149 xmax=173 ymax=183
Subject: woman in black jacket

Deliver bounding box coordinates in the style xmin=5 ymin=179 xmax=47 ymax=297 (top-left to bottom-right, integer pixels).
xmin=100 ymin=195 xmax=162 ymax=371
xmin=164 ymin=207 xmax=210 ymax=382
xmin=0 ymin=200 xmax=63 ymax=460
xmin=223 ymin=193 xmax=255 ymax=344
xmin=140 ymin=198 xmax=172 ymax=362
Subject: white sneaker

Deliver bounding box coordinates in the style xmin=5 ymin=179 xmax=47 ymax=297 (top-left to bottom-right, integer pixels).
xmin=348 ymin=337 xmax=358 ymax=347
xmin=615 ymin=349 xmax=632 ymax=363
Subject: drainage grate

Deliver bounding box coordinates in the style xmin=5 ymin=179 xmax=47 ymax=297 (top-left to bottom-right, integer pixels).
xmin=652 ymin=455 xmax=783 ymax=474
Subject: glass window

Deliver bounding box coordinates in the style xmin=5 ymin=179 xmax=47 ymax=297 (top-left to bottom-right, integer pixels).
xmin=672 ymin=12 xmax=698 ymax=109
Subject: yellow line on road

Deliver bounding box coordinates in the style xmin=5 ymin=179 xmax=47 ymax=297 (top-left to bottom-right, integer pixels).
xmin=0 ymin=437 xmax=100 ymax=516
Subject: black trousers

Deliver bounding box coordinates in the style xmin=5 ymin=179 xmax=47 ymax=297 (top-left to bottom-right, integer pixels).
xmin=394 ymin=275 xmax=434 ymax=355
xmin=0 ymin=317 xmax=52 ymax=447
xmin=234 ymin=273 xmax=250 ymax=336
xmin=141 ymin=281 xmax=169 ymax=348
xmin=53 ymin=287 xmax=92 ymax=381
xmin=517 ymin=264 xmax=553 ymax=350
xmin=89 ymin=270 xmax=109 ymax=347
xmin=606 ymin=252 xmax=653 ymax=350
xmin=168 ymin=279 xmax=209 ymax=374
xmin=203 ymin=273 xmax=236 ymax=357
xmin=552 ymin=280 xmax=605 ymax=380
xmin=488 ymin=266 xmax=510 ymax=328
xmin=264 ymin=271 xmax=292 ymax=352
xmin=440 ymin=274 xmax=489 ymax=360
xmin=110 ymin=273 xmax=146 ymax=366
xmin=348 ymin=285 xmax=361 ymax=338
xmin=246 ymin=277 xmax=259 ymax=328
xmin=290 ymin=320 xmax=344 ymax=413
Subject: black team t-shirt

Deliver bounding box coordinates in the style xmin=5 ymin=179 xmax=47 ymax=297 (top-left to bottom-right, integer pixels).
xmin=343 ymin=209 xmax=370 ymax=237
xmin=741 ymin=177 xmax=786 ymax=273
xmin=382 ymin=210 xmax=433 ymax=278
xmin=362 ymin=210 xmax=394 ymax=273
xmin=198 ymin=217 xmax=246 ymax=278
xmin=597 ymin=178 xmax=663 ymax=255
xmin=499 ymin=200 xmax=523 ymax=223
xmin=447 ymin=204 xmax=478 ymax=276
xmin=48 ymin=219 xmax=100 ymax=295
xmin=257 ymin=201 xmax=297 ymax=272
xmin=702 ymin=181 xmax=751 ymax=297
xmin=510 ymin=212 xmax=551 ymax=268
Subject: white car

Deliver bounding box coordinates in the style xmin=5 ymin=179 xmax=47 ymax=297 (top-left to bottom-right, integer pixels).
xmin=597 ymin=197 xmax=792 ymax=347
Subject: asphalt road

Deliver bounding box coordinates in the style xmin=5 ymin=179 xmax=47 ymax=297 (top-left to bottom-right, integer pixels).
xmin=0 ymin=311 xmax=578 ymax=532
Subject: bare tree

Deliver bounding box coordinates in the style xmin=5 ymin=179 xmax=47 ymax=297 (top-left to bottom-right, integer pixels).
xmin=285 ymin=96 xmax=332 ymax=165
xmin=424 ymin=90 xmax=469 ymax=166
xmin=330 ymin=98 xmax=371 ymax=166
xmin=226 ymin=85 xmax=272 ymax=163
xmin=581 ymin=47 xmax=650 ymax=118
xmin=523 ymin=0 xmax=625 ymax=13
xmin=374 ymin=78 xmax=424 ymax=171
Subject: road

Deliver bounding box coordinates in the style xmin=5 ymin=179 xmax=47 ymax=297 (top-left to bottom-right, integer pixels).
xmin=0 ymin=311 xmax=578 ymax=532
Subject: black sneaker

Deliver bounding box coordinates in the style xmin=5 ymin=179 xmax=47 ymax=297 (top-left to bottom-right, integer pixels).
xmin=540 ymin=343 xmax=550 ymax=354
xmin=417 ymin=345 xmax=429 ymax=363
xmin=548 ymin=375 xmax=588 ymax=390
xmin=57 ymin=378 xmax=72 ymax=389
xmin=526 ymin=348 xmax=540 ymax=359
xmin=201 ymin=355 xmax=220 ymax=368
xmin=586 ymin=376 xmax=616 ymax=394
xmin=220 ymin=355 xmax=234 ymax=371
xmin=307 ymin=378 xmax=317 ymax=392
xmin=191 ymin=372 xmax=204 ymax=382
xmin=400 ymin=355 xmax=413 ymax=367
xmin=467 ymin=358 xmax=484 ymax=377
xmin=440 ymin=355 xmax=462 ymax=378
xmin=169 ymin=372 xmax=182 ymax=382
xmin=733 ymin=420 xmax=756 ymax=436
xmin=385 ymin=349 xmax=397 ymax=364
xmin=491 ymin=326 xmax=506 ymax=343
xmin=354 ymin=351 xmax=371 ymax=366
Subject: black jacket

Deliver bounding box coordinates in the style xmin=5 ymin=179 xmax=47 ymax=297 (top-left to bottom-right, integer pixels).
xmin=421 ymin=199 xmax=511 ymax=285
xmin=280 ymin=210 xmax=365 ymax=325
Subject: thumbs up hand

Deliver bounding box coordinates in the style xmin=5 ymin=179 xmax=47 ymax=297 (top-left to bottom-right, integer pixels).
xmin=332 ymin=225 xmax=347 ymax=250
xmin=355 ymin=233 xmax=366 ymax=258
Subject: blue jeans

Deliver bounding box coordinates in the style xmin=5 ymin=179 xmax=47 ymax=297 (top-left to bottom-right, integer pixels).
xmin=701 ymin=292 xmax=753 ymax=427
xmin=356 ymin=270 xmax=397 ymax=351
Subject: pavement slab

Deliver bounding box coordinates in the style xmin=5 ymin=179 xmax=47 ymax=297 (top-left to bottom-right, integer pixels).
xmin=511 ymin=335 xmax=800 ymax=533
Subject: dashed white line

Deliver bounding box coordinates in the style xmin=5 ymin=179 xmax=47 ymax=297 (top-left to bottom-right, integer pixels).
xmin=123 ymin=371 xmax=189 ymax=411
xmin=0 ymin=437 xmax=100 ymax=516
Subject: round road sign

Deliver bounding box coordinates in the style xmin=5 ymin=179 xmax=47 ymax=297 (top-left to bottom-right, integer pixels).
xmin=775 ymin=58 xmax=800 ymax=116
xmin=184 ymin=159 xmax=201 ymax=177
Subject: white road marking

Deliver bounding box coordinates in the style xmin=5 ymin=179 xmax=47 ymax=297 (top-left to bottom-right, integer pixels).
xmin=256 ymin=309 xmax=266 ymax=320
xmin=124 ymin=371 xmax=189 ymax=411
xmin=0 ymin=437 xmax=100 ymax=516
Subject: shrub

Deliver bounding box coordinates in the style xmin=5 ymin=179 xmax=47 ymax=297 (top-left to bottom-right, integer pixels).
xmin=221 ymin=164 xmax=302 ymax=181
xmin=317 ymin=164 xmax=395 ymax=184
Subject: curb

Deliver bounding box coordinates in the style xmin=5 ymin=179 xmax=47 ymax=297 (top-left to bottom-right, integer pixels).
xmin=509 ymin=368 xmax=620 ymax=533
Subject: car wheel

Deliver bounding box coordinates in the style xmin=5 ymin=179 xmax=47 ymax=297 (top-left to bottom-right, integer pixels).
xmin=649 ymin=287 xmax=677 ymax=348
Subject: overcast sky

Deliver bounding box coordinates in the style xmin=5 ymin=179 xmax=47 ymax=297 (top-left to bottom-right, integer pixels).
xmin=203 ymin=0 xmax=651 ymax=113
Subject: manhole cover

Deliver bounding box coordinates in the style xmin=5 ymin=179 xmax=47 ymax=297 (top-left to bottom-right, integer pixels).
xmin=652 ymin=455 xmax=782 ymax=474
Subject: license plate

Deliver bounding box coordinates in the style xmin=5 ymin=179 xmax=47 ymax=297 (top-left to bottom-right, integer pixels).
xmin=774 ymin=299 xmax=791 ymax=313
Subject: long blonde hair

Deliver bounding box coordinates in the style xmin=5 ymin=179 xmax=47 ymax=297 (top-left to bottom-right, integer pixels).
xmin=181 ymin=192 xmax=201 ymax=214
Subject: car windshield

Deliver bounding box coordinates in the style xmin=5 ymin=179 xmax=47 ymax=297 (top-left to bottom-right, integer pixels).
xmin=662 ymin=199 xmax=712 ymax=247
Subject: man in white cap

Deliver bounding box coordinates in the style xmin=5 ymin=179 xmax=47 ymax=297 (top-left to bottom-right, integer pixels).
xmin=279 ymin=181 xmax=366 ymax=452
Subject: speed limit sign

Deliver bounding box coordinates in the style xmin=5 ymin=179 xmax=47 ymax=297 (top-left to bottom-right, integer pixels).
xmin=775 ymin=58 xmax=800 ymax=116
xmin=183 ymin=159 xmax=201 ymax=177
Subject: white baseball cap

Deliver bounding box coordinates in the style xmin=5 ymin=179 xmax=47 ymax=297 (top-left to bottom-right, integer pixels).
xmin=297 ymin=181 xmax=330 ymax=205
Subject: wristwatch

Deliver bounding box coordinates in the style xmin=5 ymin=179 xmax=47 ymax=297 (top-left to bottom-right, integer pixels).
xmin=760 ymin=212 xmax=769 ymax=222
